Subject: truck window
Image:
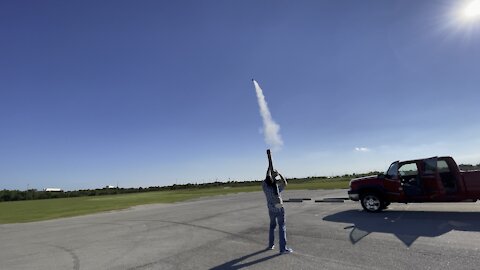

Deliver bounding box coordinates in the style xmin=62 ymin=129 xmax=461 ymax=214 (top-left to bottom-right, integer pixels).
xmin=437 ymin=159 xmax=456 ymax=192
xmin=399 ymin=163 xmax=418 ymax=176
xmin=423 ymin=157 xmax=438 ymax=175
xmin=386 ymin=162 xmax=398 ymax=179
xmin=438 ymin=160 xmax=450 ymax=173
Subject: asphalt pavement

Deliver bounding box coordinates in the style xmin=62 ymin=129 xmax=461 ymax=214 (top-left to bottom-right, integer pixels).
xmin=1 ymin=189 xmax=480 ymax=270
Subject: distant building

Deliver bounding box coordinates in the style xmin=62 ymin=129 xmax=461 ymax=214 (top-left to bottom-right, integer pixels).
xmin=44 ymin=188 xmax=63 ymax=192
xmin=105 ymin=185 xmax=116 ymax=189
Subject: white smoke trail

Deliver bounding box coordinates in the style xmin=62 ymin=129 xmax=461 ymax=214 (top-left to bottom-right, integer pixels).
xmin=252 ymin=80 xmax=283 ymax=151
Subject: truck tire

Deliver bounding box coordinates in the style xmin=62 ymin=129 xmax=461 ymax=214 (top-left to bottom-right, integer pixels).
xmin=360 ymin=192 xmax=384 ymax=213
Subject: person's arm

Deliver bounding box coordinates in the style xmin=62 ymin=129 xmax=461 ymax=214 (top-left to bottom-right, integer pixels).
xmin=278 ymin=173 xmax=288 ymax=186
xmin=266 ymin=169 xmax=274 ymax=184
xmin=275 ymin=172 xmax=287 ymax=193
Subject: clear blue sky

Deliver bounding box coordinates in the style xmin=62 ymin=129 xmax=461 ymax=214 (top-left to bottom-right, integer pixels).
xmin=1 ymin=0 xmax=480 ymax=190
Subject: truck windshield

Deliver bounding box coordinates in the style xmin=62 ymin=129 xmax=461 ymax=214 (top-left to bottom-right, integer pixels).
xmin=386 ymin=162 xmax=399 ymax=179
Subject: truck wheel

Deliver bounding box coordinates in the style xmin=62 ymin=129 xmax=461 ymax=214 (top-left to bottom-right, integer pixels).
xmin=360 ymin=193 xmax=384 ymax=213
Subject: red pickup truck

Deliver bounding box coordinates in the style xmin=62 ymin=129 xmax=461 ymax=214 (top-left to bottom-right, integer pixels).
xmin=348 ymin=156 xmax=480 ymax=212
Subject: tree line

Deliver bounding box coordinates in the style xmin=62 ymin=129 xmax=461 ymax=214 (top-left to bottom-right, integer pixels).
xmin=0 ymin=180 xmax=263 ymax=202
xmin=5 ymin=165 xmax=479 ymax=203
xmin=0 ymin=172 xmax=382 ymax=202
xmin=0 ymin=172 xmax=369 ymax=202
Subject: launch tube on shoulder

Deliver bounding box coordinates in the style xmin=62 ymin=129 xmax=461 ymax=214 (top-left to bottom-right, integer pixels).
xmin=267 ymin=149 xmax=283 ymax=206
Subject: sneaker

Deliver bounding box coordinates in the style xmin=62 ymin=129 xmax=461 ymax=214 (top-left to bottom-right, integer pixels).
xmin=280 ymin=247 xmax=293 ymax=254
xmin=267 ymin=245 xmax=275 ymax=250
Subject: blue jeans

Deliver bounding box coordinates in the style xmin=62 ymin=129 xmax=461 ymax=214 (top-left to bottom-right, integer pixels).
xmin=268 ymin=208 xmax=287 ymax=251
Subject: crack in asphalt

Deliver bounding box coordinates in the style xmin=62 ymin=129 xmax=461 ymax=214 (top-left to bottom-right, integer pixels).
xmin=126 ymin=225 xmax=266 ymax=270
xmin=50 ymin=244 xmax=80 ymax=270
xmin=129 ymin=219 xmax=266 ymax=245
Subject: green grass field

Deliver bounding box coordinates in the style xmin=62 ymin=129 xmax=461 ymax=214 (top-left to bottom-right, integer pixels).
xmin=0 ymin=178 xmax=349 ymax=224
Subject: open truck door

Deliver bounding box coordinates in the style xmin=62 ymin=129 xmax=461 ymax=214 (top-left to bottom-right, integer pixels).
xmin=398 ymin=160 xmax=424 ymax=200
xmin=383 ymin=161 xmax=406 ymax=202
xmin=421 ymin=157 xmax=446 ymax=200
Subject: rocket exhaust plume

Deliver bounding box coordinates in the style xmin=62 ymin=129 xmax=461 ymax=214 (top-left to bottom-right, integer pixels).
xmin=252 ymin=79 xmax=283 ymax=151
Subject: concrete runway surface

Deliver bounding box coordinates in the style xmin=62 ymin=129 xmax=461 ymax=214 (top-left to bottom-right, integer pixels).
xmin=1 ymin=189 xmax=480 ymax=270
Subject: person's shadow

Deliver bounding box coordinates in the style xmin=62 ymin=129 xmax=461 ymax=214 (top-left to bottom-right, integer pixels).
xmin=323 ymin=209 xmax=480 ymax=246
xmin=209 ymin=249 xmax=281 ymax=270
